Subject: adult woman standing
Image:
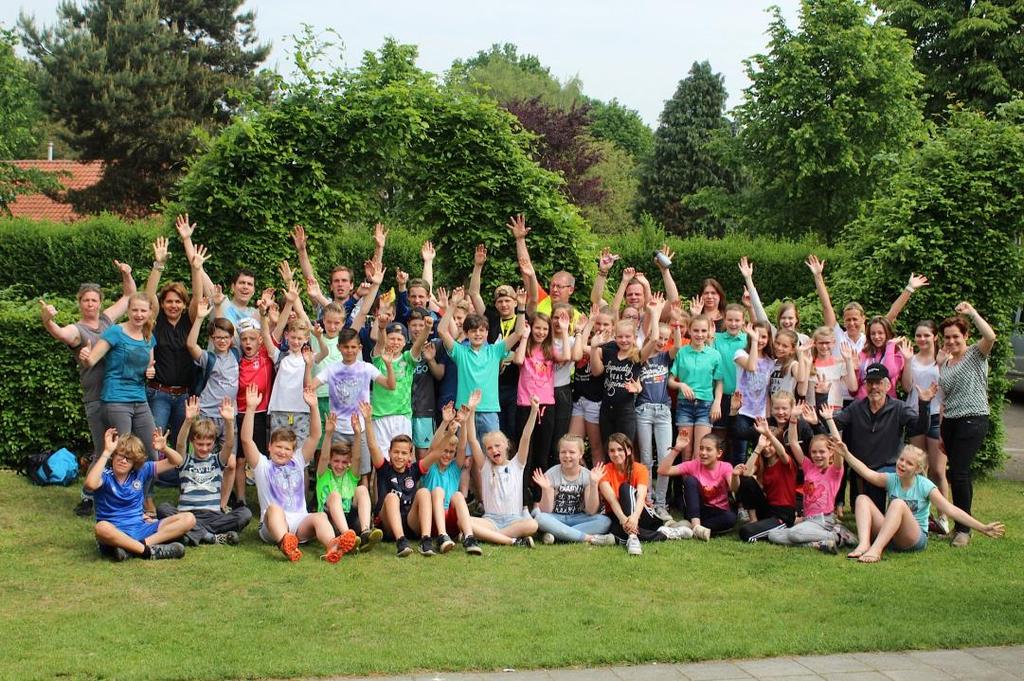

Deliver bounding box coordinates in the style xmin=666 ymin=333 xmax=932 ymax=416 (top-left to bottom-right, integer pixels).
xmin=80 ymin=292 xmax=159 ymax=513
xmin=145 ymin=220 xmax=204 ymax=448
xmin=938 ymin=302 xmax=996 ymax=548
xmin=39 ymin=261 xmax=135 ymax=516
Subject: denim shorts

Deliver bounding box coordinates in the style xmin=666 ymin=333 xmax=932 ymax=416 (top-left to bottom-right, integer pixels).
xmin=892 ymin=528 xmax=928 ymax=553
xmin=484 ymin=510 xmax=529 ymax=530
xmin=675 ymin=398 xmax=712 ymax=427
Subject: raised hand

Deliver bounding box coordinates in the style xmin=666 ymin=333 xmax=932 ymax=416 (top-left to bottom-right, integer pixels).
xmin=211 ymin=284 xmax=225 ymax=307
xmin=395 ymin=269 xmax=409 ymax=287
xmin=955 ymin=301 xmax=976 ymax=316
xmin=741 ymin=287 xmax=752 ymax=307
xmin=302 ymin=345 xmax=314 ymax=366
xmin=152 ymin=428 xmax=169 ymax=453
xmin=302 ymin=385 xmax=318 ymax=410
xmin=421 ymin=240 xmax=435 ymax=262
xmin=284 ymin=279 xmax=299 ymax=304
xmin=39 ymin=299 xmax=58 ymax=325
xmin=442 ymin=400 xmax=456 ymax=423
xmin=839 ymin=342 xmax=853 ymax=360
xmin=800 ymin=401 xmax=819 ymax=425
xmin=114 ymin=259 xmax=132 ymax=277
xmin=648 ymin=291 xmax=665 ymax=309
xmin=506 ymin=214 xmax=529 ymax=240
xmin=152 ymin=236 xmax=169 ymax=264
xmin=467 ymin=388 xmax=483 ymax=410
xmin=621 ymin=266 xmax=636 ymax=283
xmin=818 ymin=403 xmax=836 ymax=421
xmin=753 ymin=415 xmax=770 ymax=435
xmin=220 ymin=396 xmax=236 ymax=421
xmin=689 ymin=296 xmax=704 ymax=316
xmin=531 ymin=468 xmax=552 ymax=490
xmin=245 ymin=384 xmax=262 ymax=409
xmin=805 ymin=254 xmax=825 ymax=276
xmin=517 ymin=256 xmax=534 ymax=279
xmin=515 ymin=286 xmax=528 ymax=308
xmin=324 ymin=412 xmax=337 ymax=432
xmin=450 ymin=287 xmax=465 ymax=304
xmin=655 ymin=244 xmax=675 ymax=271
xmin=291 ymin=225 xmax=307 ymax=250
xmin=918 ymin=382 xmax=938 ymax=402
xmin=598 ymin=247 xmax=620 ymax=273
xmin=435 ymin=286 xmax=449 ymax=308
xmin=634 ymin=271 xmax=650 ymax=288
xmin=422 ymin=340 xmax=436 ymax=361
xmin=814 ymin=372 xmax=831 ymax=395
xmin=473 ymin=243 xmax=488 ymax=267
xmin=175 ymin=213 xmax=195 ymax=241
xmin=357 ymin=400 xmax=372 ymax=421
xmin=196 ymin=296 xmax=211 ymax=318
xmin=190 ymin=244 xmax=209 ymax=270
xmin=103 ymin=427 xmax=119 ymax=453
xmin=738 ymin=256 xmax=753 ymax=278
xmin=373 ymin=222 xmax=388 ymax=249
xmin=185 ymin=395 xmax=200 ymax=420
xmin=278 ymin=260 xmax=294 ymax=287
xmin=590 ymin=462 xmax=606 ymax=484
xmin=897 ymin=336 xmax=914 ymax=360
xmin=366 ymin=260 xmax=385 ymax=285
xmin=908 ymin=273 xmax=929 ymax=292
xmin=306 ymin=277 xmax=323 ymax=301
xmin=349 ymin=411 xmax=361 ymax=434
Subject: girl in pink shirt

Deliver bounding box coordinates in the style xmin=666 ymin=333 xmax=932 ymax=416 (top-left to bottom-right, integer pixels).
xmin=514 ymin=312 xmax=568 ymax=506
xmin=658 ymin=434 xmax=741 ymax=540
xmin=854 ymin=316 xmax=905 ymax=399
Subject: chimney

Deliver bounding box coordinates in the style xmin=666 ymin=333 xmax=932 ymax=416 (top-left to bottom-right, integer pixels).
xmin=47 ymin=141 xmax=54 ymax=161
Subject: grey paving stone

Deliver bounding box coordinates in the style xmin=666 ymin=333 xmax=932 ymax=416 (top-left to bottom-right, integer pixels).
xmin=755 ymin=676 xmax=825 ymax=681
xmin=477 ymin=671 xmax=554 ymax=681
xmin=819 ymin=673 xmax=891 ymax=681
xmin=962 ymin=647 xmax=1024 ymax=677
xmin=606 ymin=663 xmax=688 ymax=681
xmin=847 ymin=653 xmax=926 ymax=672
xmin=906 ymin=650 xmax=1008 ymax=678
xmin=737 ymin=658 xmax=814 ymax=677
xmin=673 ymin=660 xmax=754 ymax=680
xmin=411 ymin=674 xmax=488 ymax=681
xmin=793 ymin=655 xmax=872 ymax=674
xmin=881 ymin=669 xmax=954 ymax=681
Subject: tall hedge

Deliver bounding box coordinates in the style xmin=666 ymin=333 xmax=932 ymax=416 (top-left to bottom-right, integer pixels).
xmin=832 ymin=102 xmax=1024 ymax=474
xmin=175 ymin=39 xmax=594 ymax=299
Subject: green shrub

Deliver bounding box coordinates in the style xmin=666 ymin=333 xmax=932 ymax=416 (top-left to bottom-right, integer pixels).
xmin=0 ymin=297 xmax=90 ymax=467
xmin=0 ymin=215 xmax=171 ymax=298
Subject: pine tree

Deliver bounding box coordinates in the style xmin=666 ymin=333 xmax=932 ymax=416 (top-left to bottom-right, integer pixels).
xmin=20 ymin=0 xmax=270 ymax=215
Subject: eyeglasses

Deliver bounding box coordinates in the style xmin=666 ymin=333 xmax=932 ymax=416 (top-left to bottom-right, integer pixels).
xmin=111 ymin=453 xmax=131 ymax=463
xmin=211 ymin=335 xmax=233 ymax=341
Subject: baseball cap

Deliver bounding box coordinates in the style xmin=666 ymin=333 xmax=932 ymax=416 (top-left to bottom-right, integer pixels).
xmin=494 ymin=285 xmax=516 ymax=301
xmin=864 ymin=363 xmax=889 ymax=381
xmin=237 ymin=318 xmax=261 ymax=334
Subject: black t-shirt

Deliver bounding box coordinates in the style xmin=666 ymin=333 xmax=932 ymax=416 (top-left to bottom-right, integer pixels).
xmin=573 ymin=346 xmax=605 ymax=403
xmin=600 ymin=343 xmax=641 ymax=406
xmin=153 ymin=311 xmax=196 ymax=388
xmin=486 ymin=307 xmax=520 ymax=389
xmin=373 ymin=459 xmax=423 ymax=515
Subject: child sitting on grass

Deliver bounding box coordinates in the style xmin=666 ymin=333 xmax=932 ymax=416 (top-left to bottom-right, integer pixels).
xmin=838 ymin=442 xmax=1005 ymax=563
xmin=86 ymin=428 xmax=195 ymax=561
xmin=735 ymin=417 xmax=797 ymax=539
xmin=657 ymin=433 xmax=740 ymax=540
xmin=418 ymin=395 xmax=482 ymax=555
xmin=241 ymin=384 xmax=355 ymax=563
xmin=156 ymin=396 xmax=253 ymax=547
xmin=317 ymin=408 xmax=382 ymax=553
xmin=531 ymin=433 xmax=616 ymax=546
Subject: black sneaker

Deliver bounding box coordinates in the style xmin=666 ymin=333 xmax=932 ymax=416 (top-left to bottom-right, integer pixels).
xmin=228 ymin=497 xmax=248 ymax=511
xmin=463 ymin=535 xmax=483 ymax=556
xmin=73 ymin=498 xmax=94 ymax=517
xmin=419 ymin=537 xmax=436 ymax=557
xmin=395 ymin=537 xmax=413 ymax=558
xmin=148 ymin=542 xmax=186 ymax=560
xmin=437 ymin=534 xmax=456 ymax=554
xmin=359 ymin=527 xmax=383 ymax=553
xmin=512 ymin=536 xmax=534 ymax=549
xmin=214 ymin=531 xmax=239 ymax=545
xmin=111 ymin=547 xmax=129 ymax=562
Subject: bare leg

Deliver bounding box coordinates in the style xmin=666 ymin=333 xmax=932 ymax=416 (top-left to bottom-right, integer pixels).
xmin=263 ymin=504 xmax=289 ymax=544
xmin=431 ymin=487 xmax=447 ymax=535
xmin=468 ymin=517 xmax=515 ymax=545
xmin=325 ymin=491 xmax=350 ymax=533
xmin=860 ymin=499 xmax=921 ymax=563
xmin=221 ymin=465 xmax=235 ymax=510
xmin=500 ymin=517 xmax=539 ymax=538
xmin=450 ymin=492 xmax=475 ymax=538
xmin=381 ymin=493 xmax=406 ymax=540
xmin=586 ymin=421 xmax=604 ymax=464
xmin=353 ymin=486 xmax=372 ymax=532
xmin=234 ymin=458 xmax=247 ymax=505
xmin=94 ymin=521 xmax=147 ymax=555
xmin=296 ymin=512 xmax=336 ymax=547
xmin=848 ymin=494 xmax=884 ymax=558
xmin=406 ymin=488 xmax=432 ymax=538
xmin=676 ymin=427 xmax=694 ymax=461
xmin=145 ymin=513 xmax=195 ymax=545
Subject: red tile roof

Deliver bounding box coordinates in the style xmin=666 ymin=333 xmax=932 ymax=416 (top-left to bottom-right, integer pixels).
xmin=5 ymin=160 xmax=105 ymax=222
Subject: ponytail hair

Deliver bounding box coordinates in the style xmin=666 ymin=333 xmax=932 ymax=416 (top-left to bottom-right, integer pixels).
xmin=607 ymin=432 xmax=635 ymax=481
xmin=127 ymin=292 xmax=156 ymax=340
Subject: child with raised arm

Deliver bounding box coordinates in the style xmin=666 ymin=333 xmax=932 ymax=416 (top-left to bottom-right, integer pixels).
xmin=317 ymin=408 xmax=382 ymax=552
xmin=186 ymin=297 xmax=239 ymax=448
xmin=409 ymin=308 xmax=445 ymax=458
xmin=241 ymin=384 xmax=354 ymax=563
xmin=765 ymin=406 xmax=846 ymax=553
xmin=419 ymin=397 xmax=482 ymax=555
xmin=224 ymin=317 xmax=273 ymax=509
xmin=657 ymin=434 xmax=740 ymax=540
xmin=838 ymin=442 xmax=1004 ymax=563
xmin=370 ymin=312 xmax=431 ymax=452
xmin=735 ymin=417 xmax=797 ymax=539
xmin=463 ymin=395 xmax=540 ymax=547
xmin=86 ymin=428 xmax=195 ymax=561
xmin=365 ymin=412 xmax=434 ymax=558
xmin=259 ymin=281 xmax=315 ymax=450
xmin=159 ymin=396 xmax=252 ymax=546
xmin=532 ymin=434 xmax=616 ymax=545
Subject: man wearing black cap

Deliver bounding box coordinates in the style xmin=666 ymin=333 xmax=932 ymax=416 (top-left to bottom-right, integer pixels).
xmin=828 ymin=362 xmax=936 ymax=512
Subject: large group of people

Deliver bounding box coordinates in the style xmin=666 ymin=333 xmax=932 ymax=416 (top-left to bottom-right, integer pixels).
xmin=41 ymin=214 xmax=1005 ymax=562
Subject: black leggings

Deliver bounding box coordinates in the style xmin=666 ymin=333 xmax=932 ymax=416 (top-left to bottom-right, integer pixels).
xmin=736 ymin=477 xmax=796 ymax=526
xmin=517 ymin=403 xmax=557 ymax=506
xmin=941 ymin=415 xmax=989 ymax=533
xmin=682 ymin=476 xmax=737 ymax=535
xmin=608 ymin=482 xmax=665 ymax=542
xmin=600 ymin=400 xmax=637 ymax=444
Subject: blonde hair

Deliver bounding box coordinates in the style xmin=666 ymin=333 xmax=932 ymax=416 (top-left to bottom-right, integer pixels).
xmin=482 ymin=430 xmax=510 ymax=453
xmin=190 ymin=418 xmax=218 ymax=441
xmin=900 ymin=444 xmax=928 ymax=475
xmin=127 ymin=292 xmax=156 ymax=340
xmin=557 ymin=433 xmax=585 ymax=455
xmin=286 ymin=318 xmax=310 ymax=335
xmin=811 ymin=325 xmax=835 ymax=361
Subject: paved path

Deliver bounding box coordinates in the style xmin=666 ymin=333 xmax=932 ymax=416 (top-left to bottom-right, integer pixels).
xmin=998 ymin=397 xmax=1024 ymax=482
xmin=336 ymin=647 xmax=1023 ymax=681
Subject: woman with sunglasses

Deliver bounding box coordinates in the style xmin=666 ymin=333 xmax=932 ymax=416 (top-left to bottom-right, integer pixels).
xmin=39 ymin=261 xmax=136 ymax=516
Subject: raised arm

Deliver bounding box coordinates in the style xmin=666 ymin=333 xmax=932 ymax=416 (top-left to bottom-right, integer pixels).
xmin=786 ymin=415 xmax=805 ymax=466
xmin=464 ymin=394 xmax=485 ymax=470
xmin=532 ymin=468 xmax=556 ymax=513
xmin=372 ymin=223 xmax=387 ymax=267
xmin=39 ymin=299 xmax=81 ymax=347
xmin=655 ymin=245 xmax=679 ymax=307
xmin=886 ymin=273 xmax=929 ymax=323
xmin=592 ymin=248 xmax=619 ymax=308
xmin=292 ymin=226 xmax=330 ymax=309
xmin=436 ymin=287 xmax=456 ymax=352
xmin=176 ymin=214 xmax=215 ymax=297
xmin=78 ymin=337 xmax=111 ymax=368
xmin=739 ymin=257 xmax=769 ymax=324
xmin=805 ymin=255 xmax=837 ymax=329
xmin=929 ymin=489 xmax=1004 ymax=538
xmin=145 ymin=236 xmax=169 ymax=300
xmin=958 ymin=302 xmax=996 ymax=356
xmin=639 ymin=296 xmax=665 ymax=362
xmin=420 ymin=240 xmax=435 ymax=292
xmin=736 ymin=324 xmax=760 ymax=372
xmin=410 ymin=315 xmax=432 ymax=360
xmin=349 ymin=260 xmax=385 ymax=332
xmin=300 ymin=386 xmax=322 ymax=464
xmin=218 ymin=397 xmax=236 ymax=466
xmin=519 ymin=256 xmax=539 ymax=316
xmin=103 ymin=259 xmax=136 ymax=322
xmin=240 ymin=384 xmax=264 ymax=469
xmin=185 ymin=297 xmax=211 ymax=362
xmin=152 ymin=428 xmax=183 ymax=476
xmin=318 ymin=412 xmax=338 ymax=477
xmin=468 ymin=244 xmax=487 ymax=315
xmin=84 ymin=428 xmax=119 ymax=492
xmin=834 ymin=438 xmax=884 ymax=486
xmin=177 ymin=396 xmax=199 ymax=455
xmin=513 ymin=396 xmax=540 ymax=466
xmin=583 ymin=463 xmax=605 ymax=515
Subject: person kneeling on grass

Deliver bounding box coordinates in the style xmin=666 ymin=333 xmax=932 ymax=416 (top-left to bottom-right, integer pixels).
xmin=462 ymin=394 xmax=540 ymax=548
xmin=837 ymin=442 xmax=1004 ymax=563
xmin=241 ymin=384 xmax=355 ymax=563
xmin=419 ymin=395 xmax=483 ymax=555
xmin=156 ymin=396 xmax=253 ymax=547
xmin=601 ymin=433 xmax=693 ymax=557
xmin=317 ymin=408 xmax=382 ymax=553
xmin=87 ymin=428 xmax=195 ymax=561
xmin=531 ymin=433 xmax=616 ymax=546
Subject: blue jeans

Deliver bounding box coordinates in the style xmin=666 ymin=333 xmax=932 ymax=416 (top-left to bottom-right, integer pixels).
xmin=532 ymin=509 xmax=612 ymax=542
xmin=731 ymin=414 xmax=758 ymax=465
xmin=635 ymin=402 xmax=673 ymax=506
xmin=675 ymin=398 xmax=712 ymax=427
xmin=475 ymin=411 xmax=500 ymax=450
xmin=146 ymin=388 xmax=188 ymax=449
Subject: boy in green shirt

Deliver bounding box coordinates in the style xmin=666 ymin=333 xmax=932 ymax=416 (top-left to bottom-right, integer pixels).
xmin=317 ymin=410 xmax=383 ymax=551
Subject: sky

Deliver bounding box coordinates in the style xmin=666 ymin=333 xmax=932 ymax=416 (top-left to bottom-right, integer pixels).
xmin=3 ymin=0 xmax=802 ymax=127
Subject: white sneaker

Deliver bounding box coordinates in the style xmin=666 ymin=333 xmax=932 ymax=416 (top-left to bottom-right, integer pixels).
xmin=666 ymin=518 xmax=692 ymax=530
xmin=937 ymin=515 xmax=950 ymax=535
xmin=626 ymin=534 xmax=643 ymax=556
xmin=588 ymin=533 xmax=617 ymax=546
xmin=541 ymin=532 xmax=555 ymax=545
xmin=737 ymin=508 xmax=750 ymax=524
xmin=657 ymin=524 xmax=694 ymax=540
xmin=653 ymin=505 xmax=673 ymax=522
xmin=692 ymin=525 xmax=711 ymax=542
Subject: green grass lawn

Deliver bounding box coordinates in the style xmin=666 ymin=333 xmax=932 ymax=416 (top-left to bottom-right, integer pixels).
xmin=1 ymin=471 xmax=1022 ymax=681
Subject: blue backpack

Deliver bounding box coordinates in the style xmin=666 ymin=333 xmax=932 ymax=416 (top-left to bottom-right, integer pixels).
xmin=21 ymin=447 xmax=79 ymax=486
